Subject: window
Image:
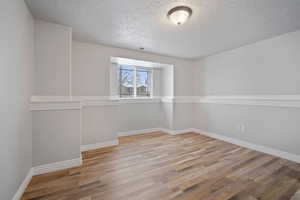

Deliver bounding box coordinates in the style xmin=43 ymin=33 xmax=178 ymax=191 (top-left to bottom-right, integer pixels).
xmin=119 ymin=66 xmax=152 ymax=98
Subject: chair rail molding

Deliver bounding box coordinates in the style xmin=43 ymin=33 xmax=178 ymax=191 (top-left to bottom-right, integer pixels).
xmin=30 ymin=95 xmax=300 ymax=110
xmin=196 ymin=95 xmax=300 ymax=108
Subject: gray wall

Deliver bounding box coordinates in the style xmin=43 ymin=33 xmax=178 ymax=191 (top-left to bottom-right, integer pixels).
xmin=72 ymin=41 xmax=193 ymax=97
xmin=194 ymin=30 xmax=300 ymax=95
xmin=32 ymin=20 xmax=82 ymax=167
xmin=0 ymin=0 xmax=34 ymax=199
xmin=72 ymin=41 xmax=194 ymax=145
xmin=34 ymin=20 xmax=72 ymax=96
xmin=82 ymin=106 xmax=119 ymax=145
xmin=119 ymin=103 xmax=163 ymax=132
xmin=194 ymin=103 xmax=300 ymax=155
xmin=193 ymin=30 xmax=300 ymax=155
xmin=32 ymin=110 xmax=81 ymax=166
xmin=173 ymin=103 xmax=194 ymax=130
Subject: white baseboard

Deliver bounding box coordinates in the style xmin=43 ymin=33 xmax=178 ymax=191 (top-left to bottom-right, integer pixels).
xmin=80 ymin=140 xmax=119 ymax=152
xmin=191 ymin=128 xmax=300 ymax=163
xmin=83 ymin=128 xmax=299 ymax=164
xmin=160 ymin=128 xmax=194 ymax=135
xmin=12 ymin=157 xmax=84 ymax=199
xmin=12 ymin=168 xmax=33 ymax=200
xmin=117 ymin=128 xmax=161 ymax=137
xmin=33 ymin=157 xmax=82 ymax=176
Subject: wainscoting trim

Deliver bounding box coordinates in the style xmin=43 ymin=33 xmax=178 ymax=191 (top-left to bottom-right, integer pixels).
xmin=191 ymin=128 xmax=300 ymax=163
xmin=161 ymin=97 xmax=174 ymax=103
xmin=30 ymin=102 xmax=81 ymax=111
xmin=33 ymin=157 xmax=82 ymax=176
xmin=30 ymin=95 xmax=300 ymax=110
xmin=30 ymin=96 xmax=161 ymax=110
xmin=117 ymin=128 xmax=162 ymax=137
xmin=119 ymin=98 xmax=161 ymax=104
xmin=153 ymin=95 xmax=300 ymax=107
xmin=196 ymin=95 xmax=300 ymax=108
xmin=160 ymin=128 xmax=194 ymax=135
xmin=80 ymin=140 xmax=119 ymax=152
xmin=12 ymin=168 xmax=33 ymax=200
xmin=117 ymin=128 xmax=195 ymax=136
xmin=81 ymin=101 xmax=120 ymax=107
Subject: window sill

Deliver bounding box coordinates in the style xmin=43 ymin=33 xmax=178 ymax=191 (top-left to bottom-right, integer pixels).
xmin=117 ymin=97 xmax=161 ymax=103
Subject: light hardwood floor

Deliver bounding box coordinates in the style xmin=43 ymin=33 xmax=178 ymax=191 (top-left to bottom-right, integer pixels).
xmin=22 ymin=132 xmax=300 ymax=200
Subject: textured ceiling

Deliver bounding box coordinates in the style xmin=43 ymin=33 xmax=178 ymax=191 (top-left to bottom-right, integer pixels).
xmin=26 ymin=0 xmax=300 ymax=59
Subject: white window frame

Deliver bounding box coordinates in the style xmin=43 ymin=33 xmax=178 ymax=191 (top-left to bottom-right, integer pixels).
xmin=118 ymin=65 xmax=153 ymax=98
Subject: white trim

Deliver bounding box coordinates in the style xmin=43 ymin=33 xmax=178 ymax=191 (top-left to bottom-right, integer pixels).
xmin=161 ymin=96 xmax=174 ymax=103
xmin=80 ymin=140 xmax=119 ymax=152
xmin=31 ymin=96 xmax=75 ymax=102
xmin=85 ymin=128 xmax=299 ymax=164
xmin=163 ymin=95 xmax=300 ymax=107
xmin=31 ymin=95 xmax=114 ymax=102
xmin=173 ymin=96 xmax=199 ymax=103
xmin=160 ymin=128 xmax=194 ymax=135
xmin=81 ymin=101 xmax=120 ymax=107
xmin=119 ymin=97 xmax=161 ymax=104
xmin=191 ymin=128 xmax=300 ymax=163
xmin=71 ymin=96 xmax=120 ymax=107
xmin=32 ymin=157 xmax=82 ymax=176
xmin=117 ymin=128 xmax=161 ymax=137
xmin=30 ymin=95 xmax=300 ymax=109
xmin=117 ymin=128 xmax=192 ymax=136
xmin=30 ymin=96 xmax=160 ymax=110
xmin=30 ymin=102 xmax=81 ymax=111
xmin=12 ymin=168 xmax=33 ymax=200
xmin=71 ymin=96 xmax=115 ymax=101
xmin=133 ymin=67 xmax=137 ymax=97
xmin=196 ymin=95 xmax=300 ymax=108
xmin=110 ymin=56 xmax=171 ymax=69
xmin=68 ymin=27 xmax=72 ymax=96
xmin=150 ymin=68 xmax=154 ymax=98
xmin=198 ymin=95 xmax=300 ymax=101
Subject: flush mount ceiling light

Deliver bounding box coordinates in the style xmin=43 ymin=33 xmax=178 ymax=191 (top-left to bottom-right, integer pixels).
xmin=167 ymin=6 xmax=192 ymax=25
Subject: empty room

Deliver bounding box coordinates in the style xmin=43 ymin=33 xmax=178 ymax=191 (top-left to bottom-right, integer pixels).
xmin=2 ymin=0 xmax=300 ymax=199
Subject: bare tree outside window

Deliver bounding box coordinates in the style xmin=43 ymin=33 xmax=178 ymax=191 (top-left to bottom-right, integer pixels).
xmin=119 ymin=66 xmax=134 ymax=97
xmin=119 ymin=66 xmax=152 ymax=98
xmin=136 ymin=69 xmax=151 ymax=97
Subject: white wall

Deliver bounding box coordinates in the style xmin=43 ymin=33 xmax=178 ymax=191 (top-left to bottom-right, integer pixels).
xmin=32 ymin=110 xmax=81 ymax=166
xmin=0 ymin=0 xmax=34 ymax=199
xmin=34 ymin=20 xmax=72 ymax=96
xmin=193 ymin=30 xmax=300 ymax=156
xmin=81 ymin=105 xmax=119 ymax=145
xmin=72 ymin=41 xmax=193 ymax=97
xmin=32 ymin=21 xmax=81 ymax=167
xmin=173 ymin=103 xmax=194 ymax=130
xmin=32 ymin=22 xmax=195 ymax=152
xmin=119 ymin=102 xmax=163 ymax=132
xmin=32 ymin=19 xmax=300 ymax=171
xmin=160 ymin=65 xmax=174 ymax=97
xmin=194 ymin=30 xmax=300 ymax=95
xmin=2 ymin=5 xmax=298 ymax=198
xmin=194 ymin=103 xmax=300 ymax=155
xmin=71 ymin=41 xmax=194 ymax=145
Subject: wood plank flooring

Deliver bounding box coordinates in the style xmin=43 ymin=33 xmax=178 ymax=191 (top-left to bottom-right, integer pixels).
xmin=22 ymin=132 xmax=300 ymax=200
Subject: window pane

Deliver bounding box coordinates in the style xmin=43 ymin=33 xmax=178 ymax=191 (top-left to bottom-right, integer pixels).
xmin=119 ymin=66 xmax=134 ymax=97
xmin=136 ymin=70 xmax=151 ymax=97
